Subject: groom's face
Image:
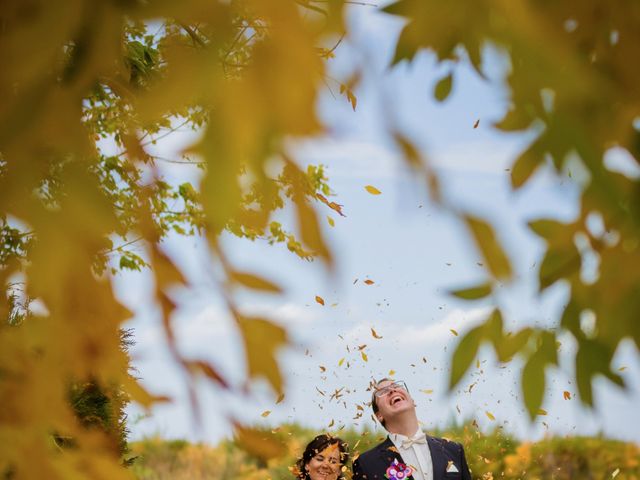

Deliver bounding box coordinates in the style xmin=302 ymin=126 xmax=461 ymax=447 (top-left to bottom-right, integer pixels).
xmin=373 ymin=379 xmax=414 ymax=425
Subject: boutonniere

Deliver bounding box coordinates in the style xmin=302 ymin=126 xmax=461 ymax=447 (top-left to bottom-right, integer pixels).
xmin=385 ymin=458 xmax=413 ymax=480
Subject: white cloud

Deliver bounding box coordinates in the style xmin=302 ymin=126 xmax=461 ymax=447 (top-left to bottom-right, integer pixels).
xmin=341 ymin=306 xmax=491 ymax=348
xmin=241 ymin=301 xmax=319 ymax=327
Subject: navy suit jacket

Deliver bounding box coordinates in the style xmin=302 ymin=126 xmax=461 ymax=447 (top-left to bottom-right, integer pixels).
xmin=352 ymin=435 xmax=471 ymax=480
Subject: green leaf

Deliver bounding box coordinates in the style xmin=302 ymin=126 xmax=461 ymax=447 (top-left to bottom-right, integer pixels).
xmin=178 ymin=182 xmax=198 ymax=203
xmin=527 ymin=219 xmax=565 ymax=240
xmin=449 ymin=324 xmax=484 ymax=389
xmin=496 ymin=328 xmax=532 ymax=362
xmin=576 ymin=339 xmax=625 ymax=406
xmin=560 ymin=300 xmax=582 ymax=337
xmin=465 ymin=215 xmax=513 ymax=280
xmin=539 ymin=245 xmax=580 ymax=290
xmin=449 ymin=282 xmax=492 ymax=300
xmin=119 ymin=253 xmax=143 ymax=271
xmin=522 ymin=352 xmax=546 ymax=419
xmin=434 ymin=73 xmax=453 ymax=102
xmin=538 ymin=330 xmax=559 ymax=366
xmin=511 ymin=139 xmax=544 ymax=189
xmin=494 ymin=107 xmax=533 ymax=132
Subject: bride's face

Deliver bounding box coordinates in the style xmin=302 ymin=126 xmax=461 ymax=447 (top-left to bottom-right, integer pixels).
xmin=305 ymin=443 xmax=341 ymax=480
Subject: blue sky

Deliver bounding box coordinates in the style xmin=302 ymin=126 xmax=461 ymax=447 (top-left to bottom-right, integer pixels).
xmin=118 ymin=4 xmax=640 ymax=445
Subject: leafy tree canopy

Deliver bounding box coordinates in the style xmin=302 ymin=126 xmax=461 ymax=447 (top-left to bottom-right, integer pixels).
xmin=1 ymin=0 xmax=639 ymax=477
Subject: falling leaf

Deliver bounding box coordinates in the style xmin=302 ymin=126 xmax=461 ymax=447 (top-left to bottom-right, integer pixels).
xmin=422 ymin=357 xmax=427 ymax=363
xmin=338 ymin=358 xmax=345 ymax=367
xmin=371 ymin=328 xmax=383 ymax=339
xmin=328 ymin=419 xmax=334 ymax=427
xmin=450 ymin=329 xmax=459 ymax=336
xmin=315 ymin=295 xmax=325 ymax=305
xmin=319 ymin=365 xmax=326 ymax=372
xmin=485 ymin=411 xmax=495 ymax=421
xmin=618 ymin=366 xmax=627 ymax=371
xmin=365 ymin=185 xmax=381 ymax=195
xmin=357 ymin=344 xmax=367 ymax=350
xmin=563 ymin=391 xmax=571 ymax=400
xmin=420 ymin=389 xmax=434 ymax=394
xmin=388 ymin=369 xmax=396 ymax=376
xmin=364 ymin=279 xmax=375 ymax=285
xmin=361 ymin=351 xmax=368 ymax=362
xmin=261 ymin=410 xmax=271 ymax=417
xmin=612 ymin=468 xmax=620 ymax=478
xmin=327 ymin=216 xmax=335 ymax=227
xmin=276 ymin=393 xmax=285 ymax=404
xmin=473 ymin=119 xmax=480 ymax=128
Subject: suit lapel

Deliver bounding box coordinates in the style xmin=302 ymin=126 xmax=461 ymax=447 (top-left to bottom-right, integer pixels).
xmin=427 ymin=435 xmax=446 ymax=480
xmin=375 ymin=437 xmax=415 ymax=480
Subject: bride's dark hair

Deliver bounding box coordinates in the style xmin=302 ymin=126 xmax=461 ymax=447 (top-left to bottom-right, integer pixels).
xmin=293 ymin=434 xmax=349 ymax=479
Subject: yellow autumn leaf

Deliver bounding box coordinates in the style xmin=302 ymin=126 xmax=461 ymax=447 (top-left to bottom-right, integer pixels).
xmin=338 ymin=358 xmax=345 ymax=367
xmin=361 ymin=351 xmax=368 ymax=362
xmin=485 ymin=411 xmax=495 ymax=421
xmin=237 ymin=316 xmax=288 ymax=395
xmin=420 ymin=389 xmax=434 ymax=394
xmin=364 ymin=279 xmax=375 ymax=285
xmin=563 ymin=391 xmax=571 ymax=400
xmin=371 ymin=328 xmax=383 ymax=339
xmin=538 ymin=408 xmax=548 ymax=415
xmin=388 ymin=369 xmax=396 ymax=376
xmin=315 ymin=295 xmax=325 ymax=305
xmin=276 ymin=393 xmax=285 ymax=404
xmin=261 ymin=410 xmax=271 ymax=417
xmin=450 ymin=329 xmax=459 ymax=336
xmin=364 ymin=185 xmax=382 ymax=195
xmin=234 ymin=424 xmax=287 ymax=461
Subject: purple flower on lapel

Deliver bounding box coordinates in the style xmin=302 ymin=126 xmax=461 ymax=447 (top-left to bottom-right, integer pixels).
xmin=385 ymin=458 xmax=413 ymax=480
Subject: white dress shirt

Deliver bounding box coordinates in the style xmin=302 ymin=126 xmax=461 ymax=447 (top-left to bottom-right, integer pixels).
xmin=389 ymin=428 xmax=433 ymax=480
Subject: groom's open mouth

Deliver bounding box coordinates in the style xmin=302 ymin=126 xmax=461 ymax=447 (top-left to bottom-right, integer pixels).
xmin=389 ymin=393 xmax=405 ymax=406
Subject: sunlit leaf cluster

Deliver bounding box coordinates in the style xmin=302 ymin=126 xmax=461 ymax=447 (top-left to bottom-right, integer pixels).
xmin=1 ymin=0 xmax=345 ymax=477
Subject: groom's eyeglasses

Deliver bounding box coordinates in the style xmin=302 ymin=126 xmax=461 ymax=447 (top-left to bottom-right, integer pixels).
xmin=374 ymin=380 xmax=408 ymax=398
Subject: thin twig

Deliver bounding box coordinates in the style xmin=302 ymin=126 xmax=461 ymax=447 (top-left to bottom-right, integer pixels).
xmin=151 ymin=155 xmax=206 ymax=165
xmin=102 ymin=236 xmax=144 ymax=255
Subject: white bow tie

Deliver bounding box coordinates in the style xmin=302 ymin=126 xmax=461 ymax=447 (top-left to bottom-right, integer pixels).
xmin=401 ymin=432 xmax=427 ymax=449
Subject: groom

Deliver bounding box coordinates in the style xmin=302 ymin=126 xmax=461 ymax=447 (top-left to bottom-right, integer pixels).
xmin=352 ymin=378 xmax=471 ymax=480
